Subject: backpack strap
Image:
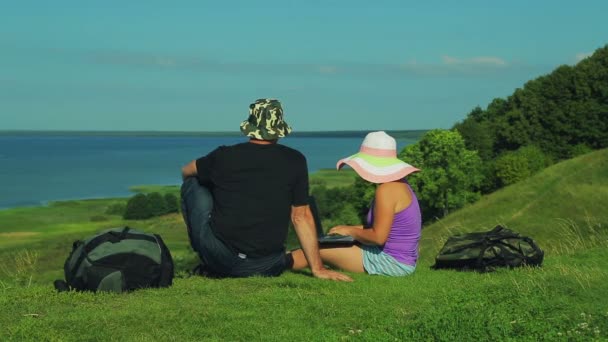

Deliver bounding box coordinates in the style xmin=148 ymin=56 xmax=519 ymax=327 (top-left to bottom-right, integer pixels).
xmin=474 ymin=238 xmax=492 ymax=272
xmin=105 ymin=226 xmax=131 ymax=243
xmin=119 ymin=226 xmax=130 ymax=239
xmin=490 ymin=225 xmax=504 ymax=234
xmin=154 ymin=233 xmax=174 ymax=286
xmin=72 ymin=240 xmax=83 ymax=250
xmin=54 ymin=279 xmax=69 ymax=292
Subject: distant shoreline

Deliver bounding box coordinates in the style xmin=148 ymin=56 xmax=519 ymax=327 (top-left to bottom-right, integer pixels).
xmin=0 ymin=133 xmax=420 ymax=210
xmin=0 ymin=129 xmax=428 ymax=139
xmin=0 ymin=168 xmax=356 ymax=211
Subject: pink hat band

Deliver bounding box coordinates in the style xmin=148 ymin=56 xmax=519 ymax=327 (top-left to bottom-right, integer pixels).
xmin=359 ymin=146 xmax=397 ymax=158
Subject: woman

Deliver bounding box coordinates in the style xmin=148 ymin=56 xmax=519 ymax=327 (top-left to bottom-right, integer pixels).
xmin=290 ymin=131 xmax=422 ymax=276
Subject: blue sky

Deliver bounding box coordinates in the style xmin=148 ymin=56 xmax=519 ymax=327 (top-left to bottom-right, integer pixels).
xmin=1 ymin=0 xmax=607 ymax=131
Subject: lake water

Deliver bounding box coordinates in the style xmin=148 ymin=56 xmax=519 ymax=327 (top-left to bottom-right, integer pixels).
xmin=0 ymin=134 xmax=415 ymax=209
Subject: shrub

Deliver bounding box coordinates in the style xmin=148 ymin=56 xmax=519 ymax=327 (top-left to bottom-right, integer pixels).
xmin=494 ymin=145 xmax=552 ymax=187
xmin=324 ymin=204 xmax=361 ymax=230
xmin=309 ymin=177 xmax=327 ymax=188
xmin=349 ymin=177 xmax=375 ymax=222
xmin=123 ymin=192 xmax=179 ymax=220
xmin=569 ymin=143 xmax=592 ymax=158
xmin=146 ymin=192 xmax=168 ymax=217
xmin=311 ymin=184 xmax=366 ymax=226
xmin=311 ymin=185 xmax=347 ymax=218
xmin=164 ymin=193 xmax=180 ymax=214
xmin=517 ymin=145 xmax=551 ymax=174
xmin=124 ymin=193 xmax=153 ymax=220
xmin=494 ymin=152 xmax=530 ymax=186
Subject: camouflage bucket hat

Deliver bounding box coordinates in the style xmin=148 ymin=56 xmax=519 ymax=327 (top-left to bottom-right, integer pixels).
xmin=240 ymin=99 xmax=292 ymax=140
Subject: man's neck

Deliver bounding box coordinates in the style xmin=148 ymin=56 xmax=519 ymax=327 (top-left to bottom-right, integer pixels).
xmin=248 ymin=138 xmax=278 ymax=145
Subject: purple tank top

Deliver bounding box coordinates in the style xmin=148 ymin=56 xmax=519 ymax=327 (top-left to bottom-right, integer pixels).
xmin=367 ymin=182 xmax=421 ymax=266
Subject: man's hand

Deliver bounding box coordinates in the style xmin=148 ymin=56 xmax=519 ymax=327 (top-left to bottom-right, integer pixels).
xmin=291 ymin=205 xmax=353 ymax=282
xmin=312 ymin=268 xmax=353 ymax=282
xmin=181 ymin=160 xmax=198 ymax=180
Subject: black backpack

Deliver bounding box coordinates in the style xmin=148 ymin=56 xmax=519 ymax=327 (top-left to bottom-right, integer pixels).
xmin=54 ymin=227 xmax=174 ymax=293
xmin=432 ymin=225 xmax=544 ymax=272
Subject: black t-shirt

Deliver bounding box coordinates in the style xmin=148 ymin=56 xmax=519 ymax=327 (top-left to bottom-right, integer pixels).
xmin=196 ymin=142 xmax=309 ymax=257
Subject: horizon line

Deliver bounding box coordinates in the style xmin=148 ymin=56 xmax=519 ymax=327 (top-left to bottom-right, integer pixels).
xmin=0 ymin=128 xmax=430 ymax=134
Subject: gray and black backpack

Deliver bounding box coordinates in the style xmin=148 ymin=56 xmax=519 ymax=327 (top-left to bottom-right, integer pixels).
xmin=432 ymin=225 xmax=544 ymax=272
xmin=54 ymin=227 xmax=174 ymax=293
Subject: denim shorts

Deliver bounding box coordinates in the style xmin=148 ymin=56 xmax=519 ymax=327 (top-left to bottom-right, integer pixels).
xmin=361 ymin=245 xmax=416 ymax=276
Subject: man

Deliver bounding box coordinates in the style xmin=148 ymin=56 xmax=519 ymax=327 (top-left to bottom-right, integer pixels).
xmin=181 ymin=99 xmax=352 ymax=281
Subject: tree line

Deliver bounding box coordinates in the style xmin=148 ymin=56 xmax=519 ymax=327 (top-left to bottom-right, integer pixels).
xmin=315 ymin=45 xmax=608 ymax=225
xmin=454 ymin=45 xmax=607 ymax=186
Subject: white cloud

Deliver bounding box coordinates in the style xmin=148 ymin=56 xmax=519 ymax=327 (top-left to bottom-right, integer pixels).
xmin=441 ymin=55 xmax=461 ymax=65
xmin=470 ymin=56 xmax=507 ymax=66
xmin=442 ymin=55 xmax=507 ymax=67
xmin=154 ymin=57 xmax=177 ymax=67
xmin=317 ymin=66 xmax=337 ymax=74
xmin=86 ymin=48 xmax=523 ymax=79
xmin=575 ymin=52 xmax=592 ymax=63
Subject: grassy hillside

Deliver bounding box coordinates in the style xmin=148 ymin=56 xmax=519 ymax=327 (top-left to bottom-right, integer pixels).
xmin=420 ymin=148 xmax=608 ymax=262
xmin=1 ymin=153 xmax=607 ymax=340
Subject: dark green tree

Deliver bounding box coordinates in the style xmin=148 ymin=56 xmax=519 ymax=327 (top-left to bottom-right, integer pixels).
xmin=399 ymin=129 xmax=483 ymax=220
xmin=324 ymin=203 xmax=361 ymax=229
xmin=124 ymin=193 xmax=153 ymax=220
xmin=146 ymin=192 xmax=168 ymax=217
xmin=453 ymin=45 xmax=608 ymax=161
xmin=348 ymin=177 xmax=376 ymax=223
xmin=453 ymin=114 xmax=495 ymax=161
xmin=309 ymin=184 xmax=363 ymax=231
xmin=164 ymin=193 xmax=179 ymax=214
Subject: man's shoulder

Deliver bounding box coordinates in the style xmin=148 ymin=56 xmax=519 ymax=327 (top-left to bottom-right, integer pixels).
xmin=216 ymin=142 xmax=307 ymax=165
xmin=276 ymin=144 xmax=306 ymax=160
xmin=211 ymin=142 xmax=246 ymax=154
xmin=276 ymin=145 xmax=308 ymax=168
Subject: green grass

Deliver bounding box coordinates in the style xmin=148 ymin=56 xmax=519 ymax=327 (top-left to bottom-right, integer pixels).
xmin=1 ymin=153 xmax=607 ymax=340
xmin=129 ymin=184 xmax=180 ymax=194
xmin=2 ymin=250 xmax=607 ymax=341
xmin=419 ymin=148 xmax=608 ymax=262
xmin=310 ymin=168 xmax=358 ymax=188
xmin=0 ymin=199 xmax=126 ymax=249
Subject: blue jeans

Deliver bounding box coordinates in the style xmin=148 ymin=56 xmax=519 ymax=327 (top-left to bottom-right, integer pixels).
xmin=180 ymin=177 xmax=291 ymax=277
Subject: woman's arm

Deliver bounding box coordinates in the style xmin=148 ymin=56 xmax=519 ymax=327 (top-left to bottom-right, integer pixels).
xmin=330 ymin=224 xmax=364 ymax=231
xmin=329 ymin=183 xmax=400 ymax=245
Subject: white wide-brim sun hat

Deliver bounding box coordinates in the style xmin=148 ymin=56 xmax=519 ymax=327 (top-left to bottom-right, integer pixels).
xmin=336 ymin=131 xmax=420 ymax=183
